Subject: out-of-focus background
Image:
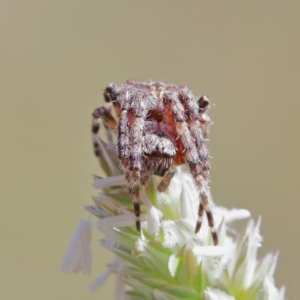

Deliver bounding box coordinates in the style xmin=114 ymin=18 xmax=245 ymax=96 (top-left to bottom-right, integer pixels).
xmin=1 ymin=1 xmax=299 ymax=299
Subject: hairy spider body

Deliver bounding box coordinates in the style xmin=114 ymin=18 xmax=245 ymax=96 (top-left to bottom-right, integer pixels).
xmin=92 ymin=81 xmax=218 ymax=245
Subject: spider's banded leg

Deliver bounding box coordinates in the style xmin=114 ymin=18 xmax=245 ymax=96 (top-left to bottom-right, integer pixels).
xmin=179 ymin=90 xmax=211 ymax=179
xmin=129 ymin=114 xmax=144 ymax=231
xmin=197 ymin=96 xmax=211 ymax=138
xmin=157 ymin=169 xmax=175 ymax=192
xmin=166 ymin=94 xmax=218 ymax=245
xmin=92 ymin=106 xmax=117 ymax=157
xmin=128 ymin=184 xmax=142 ymax=231
xmin=103 ymin=123 xmax=114 ymax=144
xmin=117 ymin=107 xmax=143 ymax=231
xmin=189 ymin=119 xmax=210 ymax=179
xmin=187 ymin=118 xmax=217 ymax=244
xmin=196 ymin=192 xmax=218 ymax=245
xmin=92 ymin=106 xmax=117 ymax=133
xmin=176 ymin=91 xmax=218 ymax=245
xmin=118 ymin=90 xmax=147 ymax=231
xmin=178 ymin=121 xmax=217 ymax=245
xmin=195 ymin=201 xmax=204 ymax=233
xmin=91 ymin=106 xmax=119 ymax=175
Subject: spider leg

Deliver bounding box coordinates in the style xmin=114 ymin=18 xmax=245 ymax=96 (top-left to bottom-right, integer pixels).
xmin=196 ymin=191 xmax=218 ymax=245
xmin=91 ymin=106 xmax=119 ymax=175
xmin=92 ymin=106 xmax=117 ymax=131
xmin=166 ymin=91 xmax=218 ymax=245
xmin=182 ymin=91 xmax=211 ymax=180
xmin=103 ymin=102 xmax=115 ymax=144
xmin=130 ymin=114 xmax=145 ymax=231
xmin=197 ymin=95 xmax=211 ymax=138
xmin=117 ymin=89 xmax=148 ymax=231
xmin=157 ymin=169 xmax=175 ymax=192
xmin=187 ymin=95 xmax=217 ymax=245
xmin=129 ymin=185 xmax=142 ymax=231
xmin=92 ymin=106 xmax=117 ymax=155
xmin=117 ymin=108 xmax=142 ymax=231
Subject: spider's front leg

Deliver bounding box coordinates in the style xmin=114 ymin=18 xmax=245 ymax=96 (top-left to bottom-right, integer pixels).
xmin=157 ymin=169 xmax=176 ymax=192
xmin=119 ymin=106 xmax=146 ymax=232
xmin=91 ymin=105 xmax=120 ymax=176
xmin=183 ymin=124 xmax=218 ymax=245
xmin=181 ymin=94 xmax=216 ymax=243
xmin=92 ymin=106 xmax=117 ymax=157
xmin=165 ymin=93 xmax=218 ymax=245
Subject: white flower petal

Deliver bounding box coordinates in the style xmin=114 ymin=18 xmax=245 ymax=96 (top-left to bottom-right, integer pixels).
xmin=161 ymin=220 xmax=180 ymax=248
xmin=204 ymin=287 xmax=234 ymax=300
xmin=89 ymin=257 xmax=121 ymax=291
xmin=92 ymin=194 xmax=118 ymax=203
xmin=114 ymin=264 xmax=126 ymax=300
xmin=93 ymin=174 xmax=126 ymax=189
xmin=180 ymin=181 xmax=197 ymax=221
xmin=243 ymin=217 xmax=263 ymax=288
xmin=92 ymin=135 xmax=118 ymax=171
xmin=92 ymin=194 xmax=123 ymax=212
xmin=254 ymin=253 xmax=276 ymax=284
xmin=262 ymin=276 xmax=286 ymax=300
xmin=267 ymin=252 xmax=279 ymax=278
xmin=89 ymin=269 xmax=110 ymax=291
xmin=98 ymin=213 xmax=137 ymax=229
xmin=168 ymin=253 xmax=178 ymax=277
xmin=61 ymin=219 xmax=92 ymax=274
xmin=146 ymin=205 xmax=162 ymax=235
xmin=85 ymin=204 xmax=109 ymax=218
xmin=223 ymin=208 xmax=251 ymax=222
xmin=140 ymin=190 xmax=162 ymax=235
xmin=135 ymin=231 xmax=148 ymax=253
xmin=192 ymin=245 xmax=226 ymax=257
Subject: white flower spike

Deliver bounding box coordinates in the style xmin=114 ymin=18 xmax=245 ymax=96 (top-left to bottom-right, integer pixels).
xmin=63 ymin=164 xmax=285 ymax=299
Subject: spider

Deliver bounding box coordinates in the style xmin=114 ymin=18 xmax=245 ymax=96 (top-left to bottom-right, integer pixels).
xmin=92 ymin=81 xmax=218 ymax=245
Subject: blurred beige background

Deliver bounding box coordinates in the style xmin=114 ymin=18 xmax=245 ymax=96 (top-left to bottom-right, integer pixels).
xmin=1 ymin=1 xmax=299 ymax=299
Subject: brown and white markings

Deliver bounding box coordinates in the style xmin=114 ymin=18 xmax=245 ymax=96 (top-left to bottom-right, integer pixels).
xmin=92 ymin=81 xmax=218 ymax=245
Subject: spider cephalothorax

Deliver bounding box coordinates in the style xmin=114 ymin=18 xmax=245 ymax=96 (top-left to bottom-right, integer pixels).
xmin=92 ymin=81 xmax=218 ymax=245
